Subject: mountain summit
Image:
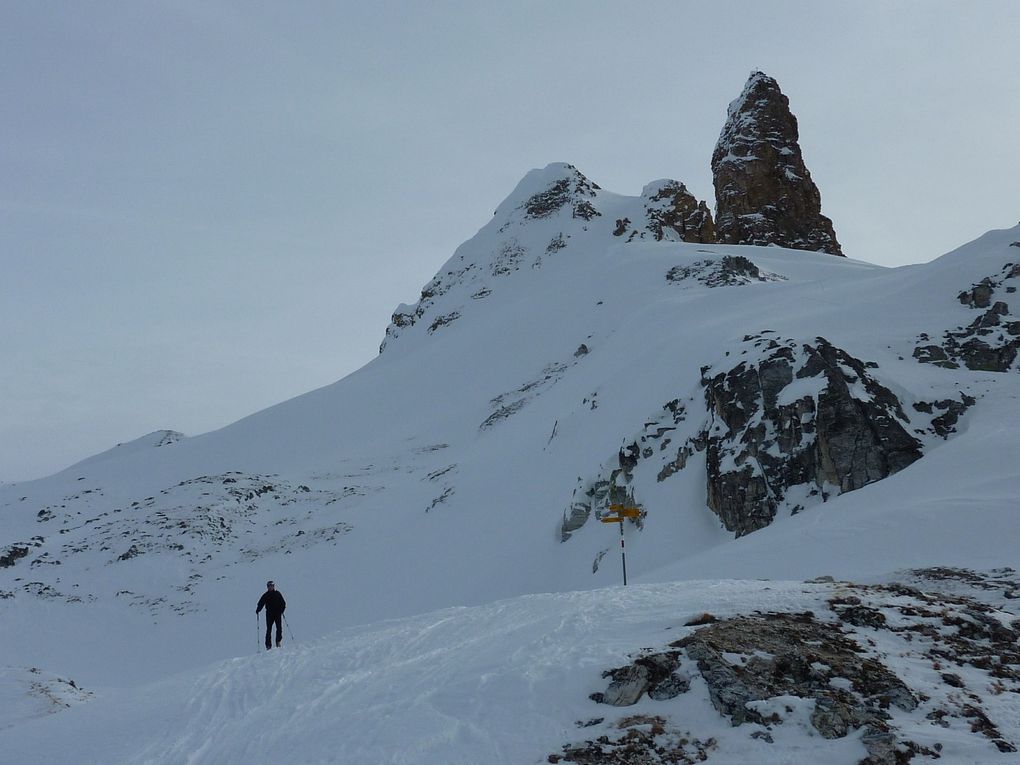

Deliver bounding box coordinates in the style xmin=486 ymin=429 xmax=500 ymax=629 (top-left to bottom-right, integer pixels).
xmin=712 ymin=71 xmax=843 ymax=255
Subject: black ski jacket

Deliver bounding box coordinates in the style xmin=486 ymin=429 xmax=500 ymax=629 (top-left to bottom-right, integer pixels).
xmin=256 ymin=590 xmax=286 ymax=617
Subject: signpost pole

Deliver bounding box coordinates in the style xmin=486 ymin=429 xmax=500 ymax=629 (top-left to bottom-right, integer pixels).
xmin=602 ymin=504 xmax=640 ymax=586
xmin=618 ymin=516 xmax=627 ymax=586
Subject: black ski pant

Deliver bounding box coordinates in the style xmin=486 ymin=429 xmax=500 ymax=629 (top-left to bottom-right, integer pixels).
xmin=265 ymin=612 xmax=283 ymax=649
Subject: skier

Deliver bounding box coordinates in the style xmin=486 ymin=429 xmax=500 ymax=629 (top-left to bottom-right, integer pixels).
xmin=256 ymin=580 xmax=287 ymax=650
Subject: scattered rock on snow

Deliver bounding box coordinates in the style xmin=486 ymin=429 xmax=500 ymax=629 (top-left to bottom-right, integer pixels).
xmin=665 ymin=255 xmax=786 ymax=288
xmin=915 ymin=262 xmax=1020 ymax=372
xmin=557 ymin=570 xmax=1020 ymax=764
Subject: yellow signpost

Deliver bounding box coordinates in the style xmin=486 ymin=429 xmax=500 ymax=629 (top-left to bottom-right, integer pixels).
xmin=609 ymin=505 xmax=641 ymax=518
xmin=601 ymin=505 xmax=641 ymax=585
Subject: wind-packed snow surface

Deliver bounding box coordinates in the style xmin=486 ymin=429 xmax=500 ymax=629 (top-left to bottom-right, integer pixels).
xmin=6 ymin=577 xmax=1020 ymax=763
xmin=2 ymin=162 xmax=1019 ymax=762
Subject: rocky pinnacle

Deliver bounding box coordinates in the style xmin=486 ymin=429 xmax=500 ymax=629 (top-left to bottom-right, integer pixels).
xmin=712 ymin=71 xmax=843 ymax=256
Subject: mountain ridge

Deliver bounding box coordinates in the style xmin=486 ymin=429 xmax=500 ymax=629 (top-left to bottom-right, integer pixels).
xmin=2 ymin=72 xmax=1019 ymax=764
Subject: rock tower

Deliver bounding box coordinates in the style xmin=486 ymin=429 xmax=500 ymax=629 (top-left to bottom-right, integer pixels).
xmin=712 ymin=71 xmax=843 ymax=256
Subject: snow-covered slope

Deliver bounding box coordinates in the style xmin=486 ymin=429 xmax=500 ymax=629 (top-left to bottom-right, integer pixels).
xmin=5 ymin=573 xmax=1020 ymax=763
xmin=2 ymin=162 xmax=1019 ymax=762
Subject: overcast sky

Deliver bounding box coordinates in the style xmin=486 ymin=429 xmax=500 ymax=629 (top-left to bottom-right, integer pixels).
xmin=3 ymin=1 xmax=1018 ymax=482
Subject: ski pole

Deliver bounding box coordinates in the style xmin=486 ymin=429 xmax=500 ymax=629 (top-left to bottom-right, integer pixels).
xmin=284 ymin=614 xmax=296 ymax=642
xmin=256 ymin=613 xmax=261 ymax=652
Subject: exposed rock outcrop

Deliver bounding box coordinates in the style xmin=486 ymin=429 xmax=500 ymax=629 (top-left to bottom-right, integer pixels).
xmin=912 ymin=394 xmax=976 ymax=438
xmin=611 ymin=180 xmax=716 ymax=244
xmin=678 ymin=610 xmax=919 ymax=754
xmin=554 ymin=570 xmax=1020 ymax=764
xmin=665 ymin=254 xmax=786 ymax=288
xmin=914 ymin=262 xmax=1020 ymax=372
xmin=712 ymin=71 xmax=843 ymax=256
xmin=383 ymin=75 xmax=850 ymax=353
xmin=640 ymin=180 xmax=715 ymax=243
xmin=150 ymin=430 xmax=185 ymax=448
xmin=1 ymin=543 xmax=32 ymax=569
xmin=517 ymin=163 xmax=602 ymax=223
xmin=564 ymin=334 xmax=924 ymax=542
xmin=701 ymin=336 xmax=921 ymax=536
xmin=590 ymin=653 xmax=690 ymax=707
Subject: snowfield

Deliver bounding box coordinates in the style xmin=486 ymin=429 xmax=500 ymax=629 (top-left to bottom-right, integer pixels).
xmin=7 ymin=578 xmax=1020 ymax=764
xmin=2 ymin=163 xmax=1019 ymax=762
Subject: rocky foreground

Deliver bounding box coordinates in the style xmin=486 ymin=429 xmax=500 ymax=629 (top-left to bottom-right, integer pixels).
xmin=553 ymin=568 xmax=1020 ymax=764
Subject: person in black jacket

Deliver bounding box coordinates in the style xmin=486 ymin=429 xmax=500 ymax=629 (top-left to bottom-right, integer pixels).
xmin=256 ymin=580 xmax=287 ymax=650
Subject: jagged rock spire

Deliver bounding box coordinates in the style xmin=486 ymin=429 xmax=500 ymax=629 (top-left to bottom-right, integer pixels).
xmin=712 ymin=71 xmax=843 ymax=256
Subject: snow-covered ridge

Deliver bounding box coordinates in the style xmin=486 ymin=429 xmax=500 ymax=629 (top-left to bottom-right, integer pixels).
xmin=55 ymin=429 xmax=186 ymax=476
xmin=378 ymin=163 xmax=720 ymax=353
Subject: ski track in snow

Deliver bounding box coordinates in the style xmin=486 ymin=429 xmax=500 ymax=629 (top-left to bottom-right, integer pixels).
xmin=7 ymin=579 xmax=1020 ymax=763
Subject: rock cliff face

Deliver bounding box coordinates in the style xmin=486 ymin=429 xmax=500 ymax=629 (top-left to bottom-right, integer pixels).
xmin=712 ymin=71 xmax=843 ymax=256
xmin=701 ymin=336 xmax=921 ymax=536
xmin=561 ymin=328 xmax=928 ymax=545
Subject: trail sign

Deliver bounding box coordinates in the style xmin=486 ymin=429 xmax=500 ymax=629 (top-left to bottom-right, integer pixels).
xmin=608 ymin=504 xmax=641 ymax=518
xmin=602 ymin=503 xmax=644 ymax=586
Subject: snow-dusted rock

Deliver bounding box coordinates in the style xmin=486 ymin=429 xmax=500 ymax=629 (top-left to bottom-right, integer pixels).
xmin=567 ymin=332 xmax=926 ymax=541
xmin=914 ymin=260 xmax=1020 ymax=372
xmin=553 ymin=569 xmax=1020 ymax=763
xmin=611 ymin=179 xmax=716 ymax=244
xmin=700 ymin=336 xmax=922 ymax=536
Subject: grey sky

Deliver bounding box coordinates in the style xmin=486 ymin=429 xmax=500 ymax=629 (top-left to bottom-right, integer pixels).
xmin=3 ymin=1 xmax=1018 ymax=481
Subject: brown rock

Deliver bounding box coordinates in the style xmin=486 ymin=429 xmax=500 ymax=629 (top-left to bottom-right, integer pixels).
xmin=712 ymin=71 xmax=843 ymax=256
xmin=642 ymin=180 xmax=716 ymax=243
